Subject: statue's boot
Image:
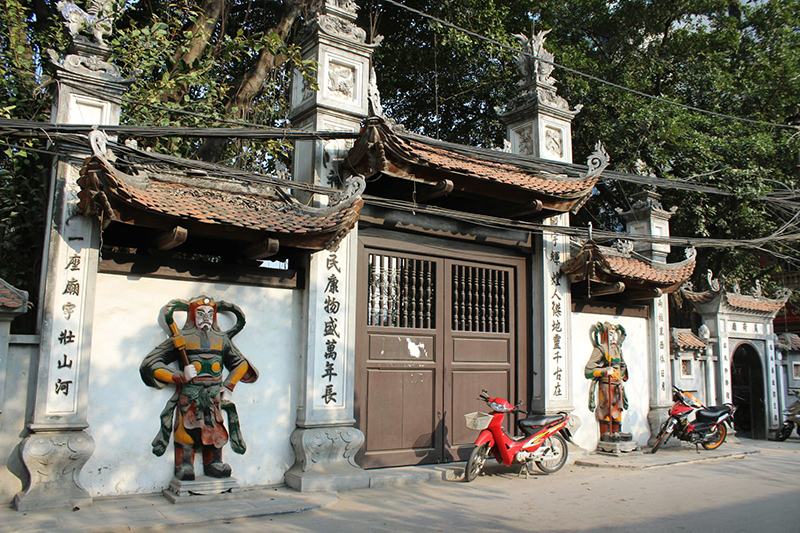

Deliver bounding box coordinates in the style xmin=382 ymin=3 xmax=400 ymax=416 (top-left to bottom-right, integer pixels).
xmin=203 ymin=447 xmax=232 ymax=478
xmin=174 ymin=443 xmax=195 ymax=481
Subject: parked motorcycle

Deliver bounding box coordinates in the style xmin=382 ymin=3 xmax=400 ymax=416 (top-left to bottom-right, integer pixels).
xmin=651 ymin=386 xmax=736 ymax=453
xmin=775 ymin=389 xmax=800 ymax=441
xmin=463 ymin=390 xmax=573 ymax=481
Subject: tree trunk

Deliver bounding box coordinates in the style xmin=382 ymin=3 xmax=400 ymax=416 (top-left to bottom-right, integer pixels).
xmin=195 ymin=0 xmax=313 ymax=162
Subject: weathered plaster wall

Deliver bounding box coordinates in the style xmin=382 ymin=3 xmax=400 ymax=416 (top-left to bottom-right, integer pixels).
xmin=83 ymin=273 xmax=303 ymax=496
xmin=0 ymin=337 xmax=38 ymax=503
xmin=570 ymin=312 xmax=651 ymax=450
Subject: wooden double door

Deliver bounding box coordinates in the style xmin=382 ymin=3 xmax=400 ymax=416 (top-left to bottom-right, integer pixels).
xmin=355 ymin=236 xmax=528 ymax=468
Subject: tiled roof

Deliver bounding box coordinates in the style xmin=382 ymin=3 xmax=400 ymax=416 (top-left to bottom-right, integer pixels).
xmin=600 ymin=250 xmax=696 ymax=285
xmin=681 ymin=284 xmax=790 ymax=318
xmin=77 ymin=155 xmax=363 ymax=251
xmin=399 ymin=136 xmax=598 ymax=196
xmin=344 ymin=117 xmax=608 ymax=215
xmin=724 ymin=292 xmax=787 ymax=314
xmin=0 ymin=278 xmax=28 ymax=314
xmin=672 ymin=329 xmax=708 ymax=350
xmin=561 ymin=241 xmax=696 ymax=292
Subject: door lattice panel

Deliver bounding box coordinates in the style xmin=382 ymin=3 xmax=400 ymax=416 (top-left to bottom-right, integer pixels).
xmin=367 ymin=253 xmax=436 ymax=329
xmin=451 ymin=264 xmax=509 ymax=333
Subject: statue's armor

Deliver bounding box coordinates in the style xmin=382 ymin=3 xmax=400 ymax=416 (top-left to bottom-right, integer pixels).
xmin=141 ymin=326 xmax=256 ymax=454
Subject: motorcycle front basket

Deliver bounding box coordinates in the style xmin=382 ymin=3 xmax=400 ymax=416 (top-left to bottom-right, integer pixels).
xmin=465 ymin=412 xmax=493 ymax=431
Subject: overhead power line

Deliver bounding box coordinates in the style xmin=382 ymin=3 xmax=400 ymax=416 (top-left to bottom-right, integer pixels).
xmin=2 ymin=122 xmax=799 ymax=207
xmin=380 ymin=0 xmax=799 ymax=132
xmin=0 ymin=117 xmax=359 ymax=141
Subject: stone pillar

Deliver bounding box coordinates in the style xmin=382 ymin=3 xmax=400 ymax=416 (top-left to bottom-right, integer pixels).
xmin=766 ymin=324 xmax=780 ymax=431
xmin=15 ymin=34 xmax=131 ymax=510
xmin=499 ymin=31 xmax=581 ymax=415
xmin=0 ymin=280 xmax=29 ymax=428
xmin=285 ymin=0 xmax=375 ymax=492
xmin=618 ymin=190 xmax=676 ymax=444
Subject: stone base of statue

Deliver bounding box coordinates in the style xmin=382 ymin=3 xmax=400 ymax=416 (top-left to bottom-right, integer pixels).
xmin=14 ymin=430 xmax=95 ymax=511
xmin=163 ymin=475 xmax=241 ymax=503
xmin=285 ymin=427 xmax=370 ymax=492
xmin=597 ymin=432 xmax=638 ymax=454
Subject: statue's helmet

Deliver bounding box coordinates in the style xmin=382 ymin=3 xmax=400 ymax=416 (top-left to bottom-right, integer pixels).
xmin=187 ymin=295 xmax=218 ymax=331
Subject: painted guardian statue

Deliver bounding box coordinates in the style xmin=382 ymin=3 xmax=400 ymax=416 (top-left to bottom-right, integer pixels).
xmin=141 ymin=296 xmax=258 ymax=480
xmin=584 ymin=322 xmax=629 ymax=439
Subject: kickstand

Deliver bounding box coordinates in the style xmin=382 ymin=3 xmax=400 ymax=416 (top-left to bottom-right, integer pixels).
xmin=519 ymin=462 xmax=531 ymax=479
xmin=695 ymin=443 xmax=700 ymax=454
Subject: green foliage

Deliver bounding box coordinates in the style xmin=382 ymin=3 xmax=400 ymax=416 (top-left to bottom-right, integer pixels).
xmin=371 ymin=0 xmax=800 ymax=294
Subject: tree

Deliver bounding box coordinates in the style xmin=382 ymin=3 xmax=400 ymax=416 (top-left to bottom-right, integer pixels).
xmin=0 ymin=0 xmax=319 ymax=331
xmin=370 ymin=0 xmax=800 ymax=298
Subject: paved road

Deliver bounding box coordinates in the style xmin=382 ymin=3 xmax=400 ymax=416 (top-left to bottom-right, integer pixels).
xmin=181 ymin=442 xmax=800 ymax=533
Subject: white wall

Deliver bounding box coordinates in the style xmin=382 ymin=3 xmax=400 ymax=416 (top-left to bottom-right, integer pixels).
xmin=570 ymin=312 xmax=651 ymax=450
xmin=84 ymin=273 xmax=303 ymax=496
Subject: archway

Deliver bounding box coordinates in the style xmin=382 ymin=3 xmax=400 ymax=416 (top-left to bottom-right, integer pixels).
xmin=731 ymin=343 xmax=766 ymax=439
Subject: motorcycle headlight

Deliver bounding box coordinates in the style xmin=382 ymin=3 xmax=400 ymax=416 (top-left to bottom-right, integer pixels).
xmin=489 ymin=401 xmax=512 ymax=412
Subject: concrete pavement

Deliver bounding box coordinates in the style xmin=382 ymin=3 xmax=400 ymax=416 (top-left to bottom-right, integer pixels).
xmin=2 ymin=437 xmax=798 ymax=532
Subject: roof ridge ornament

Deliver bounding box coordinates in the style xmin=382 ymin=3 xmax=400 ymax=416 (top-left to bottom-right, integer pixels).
xmin=706 ymin=269 xmax=721 ymax=292
xmin=584 ymin=141 xmax=609 ymax=179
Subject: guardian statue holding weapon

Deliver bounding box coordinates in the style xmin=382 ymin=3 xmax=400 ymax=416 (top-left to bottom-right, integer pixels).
xmin=141 ymin=296 xmax=258 ymax=480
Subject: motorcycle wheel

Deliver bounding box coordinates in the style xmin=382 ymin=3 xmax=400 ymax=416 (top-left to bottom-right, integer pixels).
xmin=464 ymin=443 xmax=490 ymax=482
xmin=775 ymin=423 xmax=793 ymax=442
xmin=651 ymin=421 xmax=673 ymax=454
xmin=535 ymin=434 xmax=568 ymax=474
xmin=702 ymin=423 xmax=727 ymax=450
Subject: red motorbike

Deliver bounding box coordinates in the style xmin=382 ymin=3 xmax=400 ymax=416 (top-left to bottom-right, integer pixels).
xmin=463 ymin=390 xmax=572 ymax=481
xmin=651 ymin=386 xmax=736 ymax=453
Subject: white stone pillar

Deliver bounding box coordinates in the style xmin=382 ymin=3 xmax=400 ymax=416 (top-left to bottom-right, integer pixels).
xmin=285 ymin=0 xmax=374 ymax=491
xmin=15 ymin=40 xmax=130 ymax=511
xmin=533 ymin=214 xmax=574 ymax=413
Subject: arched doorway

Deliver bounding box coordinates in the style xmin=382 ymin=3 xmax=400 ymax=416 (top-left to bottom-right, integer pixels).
xmin=731 ymin=343 xmax=766 ymax=439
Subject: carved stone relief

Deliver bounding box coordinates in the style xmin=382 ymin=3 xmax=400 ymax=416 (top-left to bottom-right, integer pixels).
xmin=327 ymin=63 xmax=356 ymax=100
xmin=516 ymin=127 xmax=534 ymax=156
xmin=544 ymin=126 xmax=564 ymax=157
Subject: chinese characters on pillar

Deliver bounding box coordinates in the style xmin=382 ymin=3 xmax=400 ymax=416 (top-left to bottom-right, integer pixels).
xmin=656 ymin=297 xmax=668 ymax=397
xmin=545 ymin=217 xmax=569 ymax=402
xmin=44 ymin=164 xmax=95 ymax=416
xmin=321 ymin=249 xmax=341 ymax=405
xmin=551 ymin=255 xmax=564 ymax=398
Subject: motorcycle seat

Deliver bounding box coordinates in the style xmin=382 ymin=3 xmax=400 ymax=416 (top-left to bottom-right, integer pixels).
xmin=518 ymin=414 xmax=565 ymax=433
xmin=695 ymin=406 xmax=731 ymax=423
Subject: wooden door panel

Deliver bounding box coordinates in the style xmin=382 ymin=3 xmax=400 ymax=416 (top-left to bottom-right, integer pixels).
xmin=368 ymin=334 xmax=435 ymax=362
xmin=452 ymin=337 xmax=510 ymax=363
xmin=356 ymin=237 xmax=528 ymax=469
xmin=450 ymin=370 xmax=511 ymax=452
xmin=365 ymin=369 xmax=436 ymax=452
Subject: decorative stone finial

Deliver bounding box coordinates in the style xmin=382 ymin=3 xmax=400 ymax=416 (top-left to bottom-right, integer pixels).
xmin=500 ymin=29 xmax=582 ymax=118
xmin=57 ymin=0 xmax=123 ymax=46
